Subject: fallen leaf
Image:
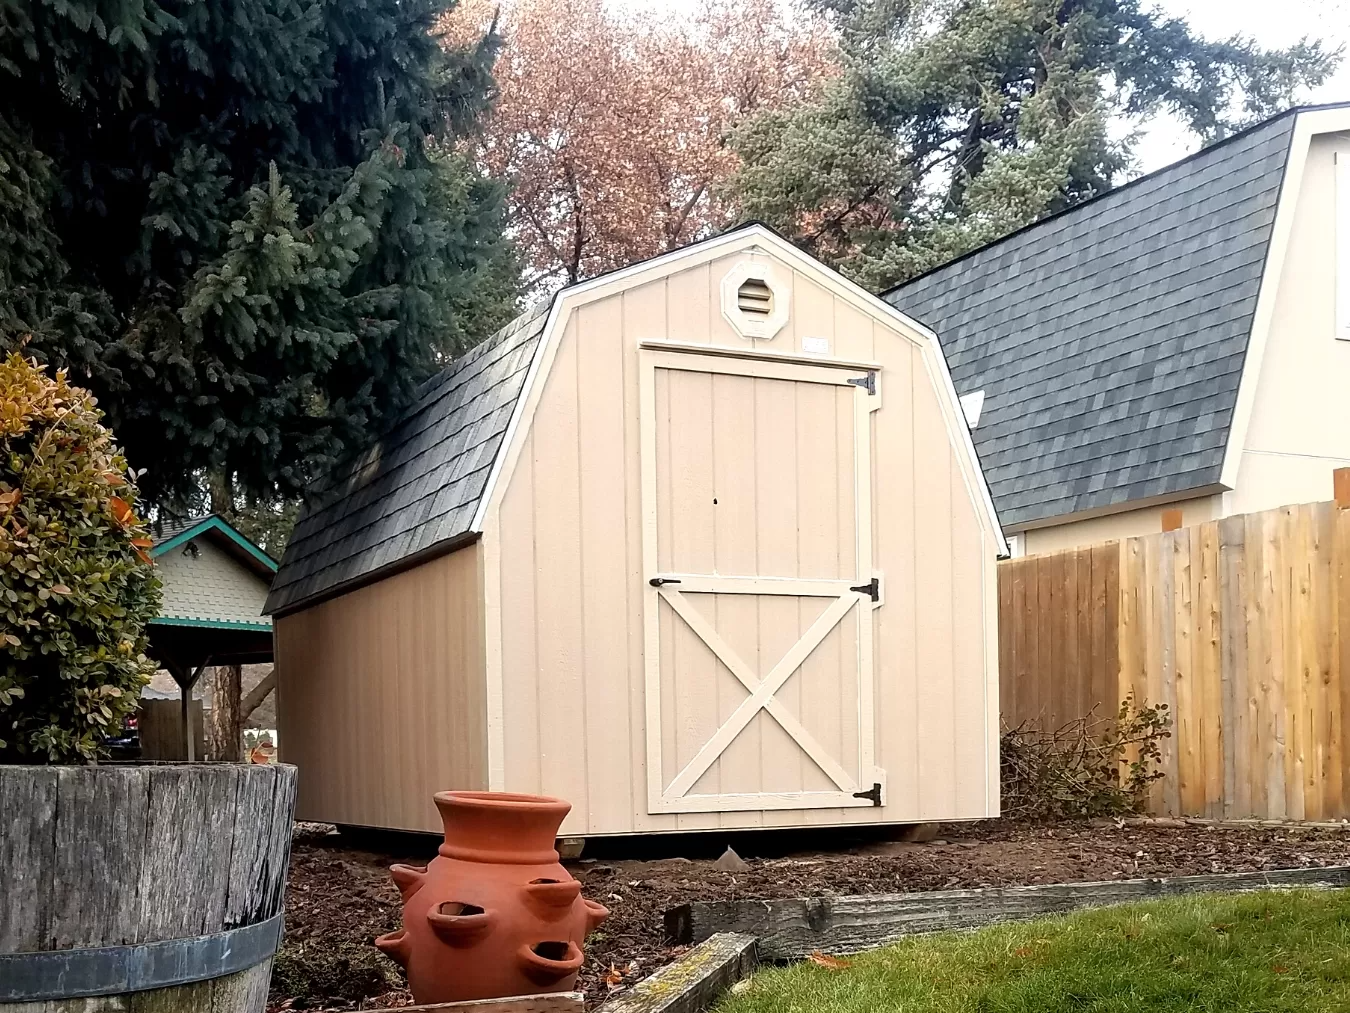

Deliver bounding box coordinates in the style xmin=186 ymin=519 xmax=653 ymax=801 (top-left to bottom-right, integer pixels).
xmin=807 ymin=952 xmax=851 ymax=970
xmin=1273 ymin=965 xmax=1289 ymax=974
xmin=1014 ymin=945 xmax=1034 ymax=957
xmin=730 ymin=979 xmax=752 ymax=995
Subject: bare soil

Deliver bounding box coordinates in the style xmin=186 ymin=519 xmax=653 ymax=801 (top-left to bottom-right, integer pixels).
xmin=268 ymin=820 xmax=1350 ymax=1011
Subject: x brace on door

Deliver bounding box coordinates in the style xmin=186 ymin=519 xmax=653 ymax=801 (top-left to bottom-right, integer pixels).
xmin=656 ymin=586 xmax=863 ymax=802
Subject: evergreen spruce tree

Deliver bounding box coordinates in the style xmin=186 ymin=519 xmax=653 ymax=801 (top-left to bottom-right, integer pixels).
xmin=0 ymin=0 xmax=519 ymax=513
xmin=731 ymin=0 xmax=1340 ymax=289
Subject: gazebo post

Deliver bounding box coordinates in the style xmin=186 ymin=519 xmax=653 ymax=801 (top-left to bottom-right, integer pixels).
xmin=166 ymin=659 xmax=211 ymax=761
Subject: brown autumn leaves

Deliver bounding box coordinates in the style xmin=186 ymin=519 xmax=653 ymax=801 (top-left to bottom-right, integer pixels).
xmin=438 ymin=0 xmax=836 ymax=293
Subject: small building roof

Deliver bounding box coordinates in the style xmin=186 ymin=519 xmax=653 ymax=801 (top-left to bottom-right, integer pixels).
xmin=883 ymin=105 xmax=1324 ymax=530
xmin=264 ymin=302 xmax=550 ymax=615
xmin=150 ymin=514 xmax=275 ymax=631
xmin=147 ymin=514 xmax=277 ymax=676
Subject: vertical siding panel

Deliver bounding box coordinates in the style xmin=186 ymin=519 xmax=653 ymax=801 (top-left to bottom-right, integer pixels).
xmin=275 ymin=547 xmax=486 ymax=833
xmin=529 ymin=324 xmax=590 ymax=826
xmin=950 ymin=469 xmax=987 ymax=817
xmin=711 ymin=371 xmax=763 ymax=823
xmin=913 ymin=362 xmax=955 ymax=820
xmin=576 ymin=298 xmax=634 ymax=833
xmin=665 ymin=264 xmax=712 ymax=345
xmin=873 ymin=342 xmax=919 ymax=818
xmin=622 ymin=282 xmax=663 ymax=831
xmin=665 ymin=369 xmax=721 ymax=832
xmin=500 ymin=434 xmax=542 ymax=795
xmin=753 ymin=375 xmax=805 ymax=815
xmin=791 ymin=270 xmax=834 ymax=355
xmin=831 ymin=296 xmax=874 ymax=363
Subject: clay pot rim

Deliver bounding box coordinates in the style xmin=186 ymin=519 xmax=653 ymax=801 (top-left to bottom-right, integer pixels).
xmin=434 ymin=790 xmax=570 ymax=812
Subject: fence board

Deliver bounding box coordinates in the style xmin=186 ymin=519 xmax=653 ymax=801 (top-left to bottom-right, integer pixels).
xmin=999 ymin=496 xmax=1350 ymax=820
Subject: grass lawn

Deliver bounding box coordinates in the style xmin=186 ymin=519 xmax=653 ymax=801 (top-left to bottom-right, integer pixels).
xmin=715 ymin=890 xmax=1350 ymax=1013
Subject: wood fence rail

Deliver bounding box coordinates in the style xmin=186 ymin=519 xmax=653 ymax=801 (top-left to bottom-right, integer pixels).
xmin=998 ymin=492 xmax=1350 ymax=820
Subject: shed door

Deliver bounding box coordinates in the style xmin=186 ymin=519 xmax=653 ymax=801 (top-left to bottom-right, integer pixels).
xmin=640 ymin=348 xmax=883 ymax=814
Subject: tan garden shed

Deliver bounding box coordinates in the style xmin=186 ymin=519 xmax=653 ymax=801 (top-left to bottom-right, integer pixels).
xmin=265 ymin=225 xmax=1006 ymax=837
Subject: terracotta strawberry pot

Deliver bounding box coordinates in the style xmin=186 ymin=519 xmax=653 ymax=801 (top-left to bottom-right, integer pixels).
xmin=375 ymin=791 xmax=608 ymax=1004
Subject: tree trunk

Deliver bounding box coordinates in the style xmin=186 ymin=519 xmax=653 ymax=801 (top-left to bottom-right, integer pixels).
xmin=207 ymin=664 xmax=243 ymax=761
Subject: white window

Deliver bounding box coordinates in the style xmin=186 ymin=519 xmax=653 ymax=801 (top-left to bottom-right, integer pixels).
xmin=959 ymin=389 xmax=986 ymax=428
xmin=1338 ymin=150 xmax=1350 ymax=341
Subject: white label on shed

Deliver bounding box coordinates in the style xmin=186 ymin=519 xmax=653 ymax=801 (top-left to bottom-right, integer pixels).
xmin=802 ymin=335 xmax=830 ymax=354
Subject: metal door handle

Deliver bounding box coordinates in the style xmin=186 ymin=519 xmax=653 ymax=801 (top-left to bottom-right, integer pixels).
xmin=649 ymin=577 xmax=682 ymax=587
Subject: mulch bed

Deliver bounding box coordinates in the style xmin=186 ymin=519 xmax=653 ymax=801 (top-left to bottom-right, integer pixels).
xmin=268 ymin=819 xmax=1350 ymax=1011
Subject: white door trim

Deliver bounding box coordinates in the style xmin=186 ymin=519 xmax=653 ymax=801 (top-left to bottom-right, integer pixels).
xmin=640 ymin=347 xmax=883 ymax=814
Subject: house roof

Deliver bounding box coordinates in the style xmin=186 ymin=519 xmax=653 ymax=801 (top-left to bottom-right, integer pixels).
xmin=883 ymin=106 xmax=1316 ymax=530
xmin=264 ymin=302 xmax=551 ymax=615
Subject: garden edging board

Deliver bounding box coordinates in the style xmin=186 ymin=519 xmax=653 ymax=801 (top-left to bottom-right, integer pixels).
xmin=665 ymin=864 xmax=1350 ymax=958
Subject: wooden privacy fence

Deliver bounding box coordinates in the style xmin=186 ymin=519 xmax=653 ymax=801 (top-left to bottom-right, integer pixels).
xmin=999 ymin=496 xmax=1350 ymax=820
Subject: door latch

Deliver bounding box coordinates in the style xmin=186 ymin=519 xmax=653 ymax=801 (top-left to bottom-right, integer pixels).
xmin=850 ymin=577 xmax=879 ymax=601
xmin=649 ymin=577 xmax=682 ymax=587
xmin=853 ymin=782 xmax=883 ymax=806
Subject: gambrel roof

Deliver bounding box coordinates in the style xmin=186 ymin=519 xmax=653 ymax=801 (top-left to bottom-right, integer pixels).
xmin=264 ymin=303 xmax=550 ymax=614
xmin=883 ymin=105 xmax=1324 ymax=530
xmin=268 ymin=224 xmax=1006 ymax=615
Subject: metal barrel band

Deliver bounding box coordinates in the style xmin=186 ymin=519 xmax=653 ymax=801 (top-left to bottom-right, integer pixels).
xmin=0 ymin=911 xmax=283 ymax=1001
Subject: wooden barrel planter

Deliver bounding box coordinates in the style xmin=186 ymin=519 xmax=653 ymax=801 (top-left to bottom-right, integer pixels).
xmin=0 ymin=762 xmax=296 ymax=1012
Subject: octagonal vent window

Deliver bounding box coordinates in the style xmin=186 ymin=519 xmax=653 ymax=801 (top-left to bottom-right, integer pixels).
xmin=720 ymin=261 xmax=789 ymax=340
xmin=737 ymin=277 xmax=774 ymax=318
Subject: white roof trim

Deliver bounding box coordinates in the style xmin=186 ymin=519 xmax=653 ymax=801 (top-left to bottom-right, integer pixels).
xmin=1220 ymin=105 xmax=1350 ymax=490
xmin=471 ymin=224 xmax=1007 ymax=555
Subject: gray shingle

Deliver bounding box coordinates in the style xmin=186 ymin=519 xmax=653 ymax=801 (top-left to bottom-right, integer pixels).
xmin=264 ymin=301 xmax=551 ymax=614
xmin=884 ymin=110 xmax=1301 ymax=530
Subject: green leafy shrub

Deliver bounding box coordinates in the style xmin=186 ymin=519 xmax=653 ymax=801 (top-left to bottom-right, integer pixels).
xmin=0 ymin=353 xmax=161 ymax=763
xmin=1000 ymin=699 xmax=1172 ymax=820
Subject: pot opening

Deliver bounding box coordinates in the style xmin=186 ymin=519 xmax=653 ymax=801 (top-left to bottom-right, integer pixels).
xmin=528 ymin=878 xmax=561 ymax=885
xmin=531 ymin=941 xmax=572 ymax=961
xmin=439 ymin=902 xmax=485 ymax=916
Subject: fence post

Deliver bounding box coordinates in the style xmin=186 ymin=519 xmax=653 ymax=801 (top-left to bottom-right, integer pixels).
xmin=1334 ymin=467 xmax=1350 ymax=510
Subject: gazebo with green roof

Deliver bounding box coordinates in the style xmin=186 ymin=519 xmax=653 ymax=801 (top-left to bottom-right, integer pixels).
xmin=147 ymin=515 xmax=277 ymax=758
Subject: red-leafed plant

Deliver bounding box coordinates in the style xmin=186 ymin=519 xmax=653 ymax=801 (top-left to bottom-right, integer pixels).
xmin=0 ymin=352 xmax=161 ymax=763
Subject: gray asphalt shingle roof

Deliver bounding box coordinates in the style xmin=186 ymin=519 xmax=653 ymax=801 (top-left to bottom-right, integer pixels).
xmin=884 ymin=108 xmax=1302 ymax=530
xmin=264 ymin=301 xmax=550 ymax=614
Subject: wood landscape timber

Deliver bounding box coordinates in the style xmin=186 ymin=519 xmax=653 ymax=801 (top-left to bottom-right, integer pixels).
xmin=361 ymin=994 xmax=584 ymax=1013
xmin=594 ymin=933 xmax=759 ymax=1013
xmin=664 ymin=866 xmax=1350 ymax=958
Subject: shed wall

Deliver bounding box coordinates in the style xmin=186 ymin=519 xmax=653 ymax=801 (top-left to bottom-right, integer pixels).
xmin=276 ymin=544 xmax=487 ymax=831
xmin=485 ymin=248 xmax=1000 ymax=836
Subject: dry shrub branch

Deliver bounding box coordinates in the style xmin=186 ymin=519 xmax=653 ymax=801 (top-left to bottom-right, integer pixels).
xmin=1000 ymin=699 xmax=1172 ymax=821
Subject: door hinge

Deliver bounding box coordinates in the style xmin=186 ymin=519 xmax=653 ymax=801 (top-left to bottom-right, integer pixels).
xmin=853 ymin=782 xmax=883 ymax=806
xmin=850 ymin=577 xmax=879 ymax=601
xmin=847 ymin=371 xmax=877 ymax=396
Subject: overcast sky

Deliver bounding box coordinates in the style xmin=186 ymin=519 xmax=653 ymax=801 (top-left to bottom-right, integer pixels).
xmin=1135 ymin=0 xmax=1350 ymax=171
